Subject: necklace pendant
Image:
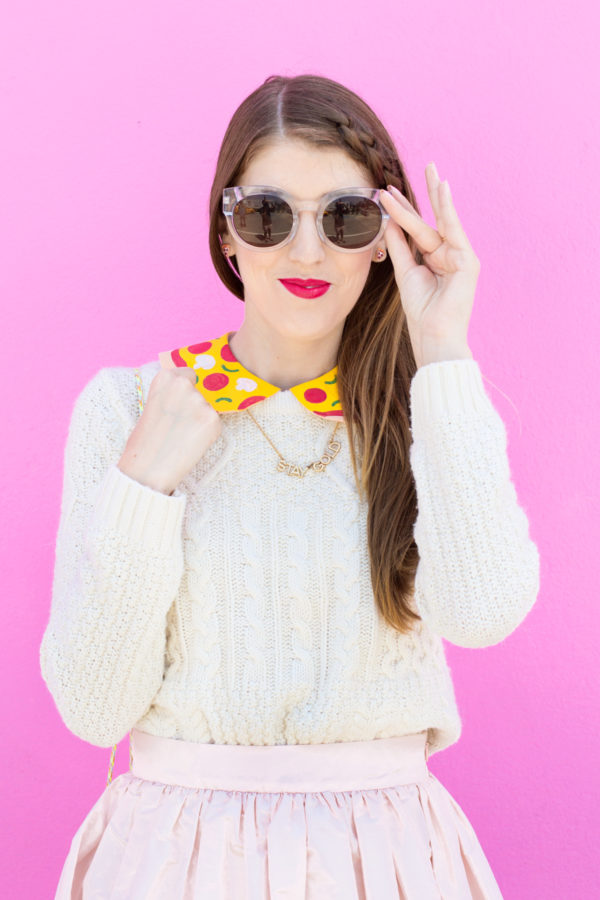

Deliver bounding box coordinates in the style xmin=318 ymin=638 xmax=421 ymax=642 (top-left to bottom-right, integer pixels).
xmin=277 ymin=459 xmax=309 ymax=477
xmin=250 ymin=413 xmax=341 ymax=478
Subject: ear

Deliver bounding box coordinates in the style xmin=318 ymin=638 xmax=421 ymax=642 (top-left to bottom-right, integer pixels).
xmin=219 ymin=231 xmax=237 ymax=256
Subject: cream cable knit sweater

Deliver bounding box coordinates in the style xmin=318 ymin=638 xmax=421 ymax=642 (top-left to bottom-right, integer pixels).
xmin=40 ymin=357 xmax=540 ymax=756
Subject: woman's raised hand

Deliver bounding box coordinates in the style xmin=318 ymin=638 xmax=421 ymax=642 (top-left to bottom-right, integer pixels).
xmin=117 ymin=367 xmax=223 ymax=495
xmin=379 ymin=162 xmax=480 ymax=367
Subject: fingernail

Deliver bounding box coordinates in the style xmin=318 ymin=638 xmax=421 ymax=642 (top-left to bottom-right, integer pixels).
xmin=391 ymin=188 xmax=412 ymax=207
xmin=388 ymin=184 xmax=405 ymax=197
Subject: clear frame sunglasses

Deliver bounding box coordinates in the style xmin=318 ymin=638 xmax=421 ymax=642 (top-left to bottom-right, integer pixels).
xmin=222 ymin=185 xmax=389 ymax=253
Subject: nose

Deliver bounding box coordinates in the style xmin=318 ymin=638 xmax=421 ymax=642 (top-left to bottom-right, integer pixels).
xmin=287 ymin=210 xmax=327 ymax=265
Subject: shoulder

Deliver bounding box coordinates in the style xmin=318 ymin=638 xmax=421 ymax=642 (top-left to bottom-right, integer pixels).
xmin=71 ymin=358 xmax=161 ymax=425
xmin=60 ymin=359 xmax=164 ymax=465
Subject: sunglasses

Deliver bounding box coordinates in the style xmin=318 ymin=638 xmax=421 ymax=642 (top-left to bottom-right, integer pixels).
xmin=222 ymin=185 xmax=389 ymax=253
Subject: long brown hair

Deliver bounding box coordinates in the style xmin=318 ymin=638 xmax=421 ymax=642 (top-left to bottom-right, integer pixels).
xmin=209 ymin=74 xmax=424 ymax=634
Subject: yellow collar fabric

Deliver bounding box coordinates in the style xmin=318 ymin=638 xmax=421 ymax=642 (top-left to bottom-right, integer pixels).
xmin=158 ymin=331 xmax=343 ymax=419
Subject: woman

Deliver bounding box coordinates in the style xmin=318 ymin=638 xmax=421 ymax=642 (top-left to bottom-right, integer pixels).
xmin=40 ymin=73 xmax=540 ymax=898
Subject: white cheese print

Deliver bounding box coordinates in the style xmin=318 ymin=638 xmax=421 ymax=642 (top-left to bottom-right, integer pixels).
xmin=236 ymin=377 xmax=258 ymax=392
xmin=193 ymin=354 xmax=216 ymax=370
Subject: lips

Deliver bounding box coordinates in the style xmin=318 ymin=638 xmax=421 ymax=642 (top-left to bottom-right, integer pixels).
xmin=279 ymin=278 xmax=331 ymax=298
xmin=282 ymin=279 xmax=330 ymax=288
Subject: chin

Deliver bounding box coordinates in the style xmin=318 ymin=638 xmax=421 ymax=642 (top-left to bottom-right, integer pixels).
xmin=281 ymin=317 xmax=345 ymax=340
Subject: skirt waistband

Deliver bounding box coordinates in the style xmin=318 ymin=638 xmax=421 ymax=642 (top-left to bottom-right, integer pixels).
xmin=129 ymin=729 xmax=430 ymax=793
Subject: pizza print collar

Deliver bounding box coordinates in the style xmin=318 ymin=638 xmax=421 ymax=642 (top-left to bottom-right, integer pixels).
xmin=158 ymin=331 xmax=343 ymax=419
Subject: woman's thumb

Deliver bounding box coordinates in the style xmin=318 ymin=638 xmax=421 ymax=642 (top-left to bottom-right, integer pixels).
xmin=173 ymin=366 xmax=198 ymax=385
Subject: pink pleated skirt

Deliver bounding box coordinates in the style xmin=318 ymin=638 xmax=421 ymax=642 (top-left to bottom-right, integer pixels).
xmin=54 ymin=728 xmax=503 ymax=899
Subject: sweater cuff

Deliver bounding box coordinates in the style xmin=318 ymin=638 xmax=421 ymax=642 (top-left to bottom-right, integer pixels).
xmin=91 ymin=464 xmax=186 ymax=548
xmin=410 ymin=358 xmax=491 ymax=435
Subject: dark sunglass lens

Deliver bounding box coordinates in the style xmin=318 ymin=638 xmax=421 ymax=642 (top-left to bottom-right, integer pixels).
xmin=232 ymin=193 xmax=293 ymax=247
xmin=322 ymin=196 xmax=382 ymax=248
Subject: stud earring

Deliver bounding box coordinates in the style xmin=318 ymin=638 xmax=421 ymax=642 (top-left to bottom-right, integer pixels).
xmin=222 ymin=244 xmax=232 ymax=257
xmin=375 ymin=248 xmax=385 ymax=261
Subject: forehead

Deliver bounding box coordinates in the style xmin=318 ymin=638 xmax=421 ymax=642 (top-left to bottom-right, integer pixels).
xmin=240 ymin=137 xmax=374 ymax=200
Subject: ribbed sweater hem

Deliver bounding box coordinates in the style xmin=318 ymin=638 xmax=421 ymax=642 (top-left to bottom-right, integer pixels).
xmin=92 ymin=464 xmax=187 ymax=547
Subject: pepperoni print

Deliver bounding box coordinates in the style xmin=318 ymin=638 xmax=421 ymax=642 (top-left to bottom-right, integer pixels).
xmin=239 ymin=396 xmax=266 ymax=409
xmin=188 ymin=341 xmax=213 ymax=354
xmin=304 ymin=387 xmax=327 ymax=404
xmin=171 ymin=348 xmax=187 ymax=367
xmin=203 ymin=372 xmax=229 ymax=391
xmin=221 ymin=342 xmax=237 ymax=362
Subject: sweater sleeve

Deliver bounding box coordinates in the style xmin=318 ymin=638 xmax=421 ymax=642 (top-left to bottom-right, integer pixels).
xmin=409 ymin=358 xmax=541 ymax=649
xmin=39 ymin=366 xmax=187 ymax=747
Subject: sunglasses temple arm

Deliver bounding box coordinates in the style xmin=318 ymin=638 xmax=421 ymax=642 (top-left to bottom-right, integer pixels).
xmin=224 ymin=254 xmax=242 ymax=282
xmin=218 ymin=233 xmax=243 ymax=282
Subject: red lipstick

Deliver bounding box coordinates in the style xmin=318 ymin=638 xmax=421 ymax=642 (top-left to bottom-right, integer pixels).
xmin=279 ymin=278 xmax=331 ymax=298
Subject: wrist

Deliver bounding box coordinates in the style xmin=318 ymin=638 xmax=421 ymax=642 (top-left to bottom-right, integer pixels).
xmin=116 ymin=459 xmax=176 ymax=496
xmin=415 ymin=338 xmax=473 ymax=369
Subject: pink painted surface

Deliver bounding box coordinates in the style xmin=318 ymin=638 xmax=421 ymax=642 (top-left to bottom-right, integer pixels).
xmin=1 ymin=1 xmax=597 ymax=897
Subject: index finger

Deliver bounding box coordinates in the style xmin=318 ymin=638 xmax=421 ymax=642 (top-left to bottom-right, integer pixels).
xmin=380 ymin=188 xmax=442 ymax=255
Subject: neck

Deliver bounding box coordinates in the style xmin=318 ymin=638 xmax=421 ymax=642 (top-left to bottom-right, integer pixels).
xmin=228 ymin=321 xmax=340 ymax=391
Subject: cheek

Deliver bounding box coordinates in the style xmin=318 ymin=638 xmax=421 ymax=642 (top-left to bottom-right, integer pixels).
xmin=235 ymin=251 xmax=273 ymax=284
xmin=238 ymin=249 xmax=281 ymax=277
xmin=340 ymin=254 xmax=372 ymax=284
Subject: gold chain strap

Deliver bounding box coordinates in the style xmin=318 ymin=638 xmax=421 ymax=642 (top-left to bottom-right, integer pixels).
xmin=106 ymin=367 xmax=144 ymax=786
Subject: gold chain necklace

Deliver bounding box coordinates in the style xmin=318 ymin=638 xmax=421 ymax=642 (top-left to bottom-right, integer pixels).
xmin=245 ymin=407 xmax=342 ymax=478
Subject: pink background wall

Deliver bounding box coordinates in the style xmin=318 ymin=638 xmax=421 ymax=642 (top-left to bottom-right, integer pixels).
xmin=2 ymin=1 xmax=598 ymax=896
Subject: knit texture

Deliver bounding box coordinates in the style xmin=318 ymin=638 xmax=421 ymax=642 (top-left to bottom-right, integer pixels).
xmin=40 ymin=357 xmax=540 ymax=755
